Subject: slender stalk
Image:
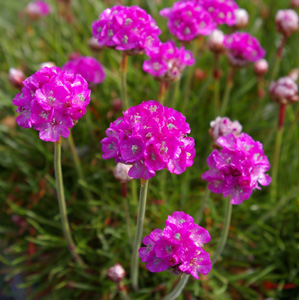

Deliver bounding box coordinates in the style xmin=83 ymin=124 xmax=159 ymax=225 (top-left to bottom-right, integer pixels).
xmin=122 ymin=183 xmax=132 ymax=246
xmin=271 ymin=103 xmax=286 ymax=202
xmin=213 ymin=53 xmax=221 ymax=116
xmin=171 ymin=80 xmax=180 ymax=109
xmin=54 ymin=139 xmax=85 ymax=267
xmin=163 ymin=274 xmax=189 ymax=300
xmin=158 ymin=81 xmax=169 ymax=105
xmin=120 ymin=52 xmax=129 ymax=110
xmin=211 ymin=197 xmax=232 ymax=265
xmin=257 ymin=75 xmax=265 ymax=99
xmin=270 ymin=35 xmax=286 ymax=81
xmin=67 ymin=132 xmax=93 ymax=201
xmin=131 ymin=179 xmax=138 ymax=205
xmin=195 ymin=187 xmax=210 ymax=224
xmin=130 ymin=179 xmax=149 ymax=291
xmin=220 ymin=67 xmax=234 ymax=116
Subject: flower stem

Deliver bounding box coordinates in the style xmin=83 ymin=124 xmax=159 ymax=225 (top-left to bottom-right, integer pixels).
xmin=211 ymin=197 xmax=232 ymax=265
xmin=213 ymin=53 xmax=221 ymax=116
xmin=54 ymin=139 xmax=85 ymax=267
xmin=171 ymin=80 xmax=180 ymax=109
xmin=163 ymin=274 xmax=189 ymax=300
xmin=158 ymin=81 xmax=169 ymax=105
xmin=130 ymin=179 xmax=149 ymax=291
xmin=120 ymin=52 xmax=129 ymax=110
xmin=220 ymin=67 xmax=234 ymax=116
xmin=270 ymin=35 xmax=286 ymax=81
xmin=122 ymin=183 xmax=132 ymax=246
xmin=271 ymin=103 xmax=286 ymax=202
xmin=67 ymin=132 xmax=93 ymax=201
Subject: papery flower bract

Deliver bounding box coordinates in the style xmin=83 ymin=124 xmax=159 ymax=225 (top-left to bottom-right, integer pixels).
xmin=207 ymin=29 xmax=225 ymax=53
xmin=26 ymin=0 xmax=51 ymax=19
xmin=269 ymin=76 xmax=299 ymax=104
xmin=139 ymin=211 xmax=211 ymax=279
xmin=101 ymin=100 xmax=195 ymax=180
xmin=143 ymin=40 xmax=195 ymax=81
xmin=9 ymin=68 xmax=25 ymax=89
xmin=63 ymin=56 xmax=105 ymax=85
xmin=12 ymin=66 xmax=91 ymax=142
xmin=92 ymin=6 xmax=161 ymax=55
xmin=202 ymin=133 xmax=271 ymax=205
xmin=275 ymin=9 xmax=299 ymax=37
xmin=107 ymin=263 xmax=126 ymax=282
xmin=223 ymin=32 xmax=266 ymax=67
xmin=254 ymin=59 xmax=268 ymax=76
xmin=234 ymin=8 xmax=249 ymax=29
xmin=160 ymin=1 xmax=216 ymax=41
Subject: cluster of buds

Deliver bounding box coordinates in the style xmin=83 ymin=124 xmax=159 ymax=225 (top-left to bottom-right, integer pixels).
xmin=139 ymin=211 xmax=211 ymax=279
xmin=275 ymin=9 xmax=299 ymax=37
xmin=12 ymin=67 xmax=91 ymax=142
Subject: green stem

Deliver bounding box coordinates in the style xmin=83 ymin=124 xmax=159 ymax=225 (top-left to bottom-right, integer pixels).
xmin=120 ymin=52 xmax=129 ymax=110
xmin=54 ymin=140 xmax=85 ymax=267
xmin=122 ymin=183 xmax=132 ymax=246
xmin=220 ymin=67 xmax=234 ymax=116
xmin=213 ymin=53 xmax=221 ymax=116
xmin=270 ymin=36 xmax=286 ymax=82
xmin=68 ymin=132 xmax=93 ymax=201
xmin=163 ymin=274 xmax=189 ymax=300
xmin=211 ymin=198 xmax=232 ymax=265
xmin=130 ymin=179 xmax=149 ymax=291
xmin=171 ymin=80 xmax=180 ymax=109
xmin=195 ymin=187 xmax=210 ymax=224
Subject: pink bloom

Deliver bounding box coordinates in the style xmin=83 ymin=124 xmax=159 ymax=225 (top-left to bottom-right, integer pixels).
xmin=92 ymin=6 xmax=161 ymax=55
xmin=275 ymin=9 xmax=299 ymax=37
xmin=107 ymin=263 xmax=126 ymax=282
xmin=269 ymin=76 xmax=298 ymax=104
xmin=254 ymin=59 xmax=268 ymax=76
xmin=26 ymin=1 xmax=51 ymax=19
xmin=202 ymin=133 xmax=271 ymax=205
xmin=160 ymin=1 xmax=216 ymax=41
xmin=139 ymin=211 xmax=211 ymax=279
xmin=234 ymin=8 xmax=249 ymax=29
xmin=101 ymin=101 xmax=195 ymax=180
xmin=223 ymin=32 xmax=266 ymax=67
xmin=12 ymin=67 xmax=91 ymax=142
xmin=9 ymin=68 xmax=25 ymax=89
xmin=143 ymin=40 xmax=195 ymax=81
xmin=63 ymin=56 xmax=105 ymax=84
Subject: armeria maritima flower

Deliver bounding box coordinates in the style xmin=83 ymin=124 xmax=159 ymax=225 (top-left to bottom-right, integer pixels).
xmin=139 ymin=211 xmax=211 ymax=279
xmin=202 ymin=133 xmax=271 ymax=205
xmin=26 ymin=0 xmax=51 ymax=19
xmin=223 ymin=32 xmax=265 ymax=67
xmin=143 ymin=40 xmax=195 ymax=81
xmin=160 ymin=1 xmax=216 ymax=41
xmin=101 ymin=100 xmax=195 ymax=180
xmin=275 ymin=9 xmax=299 ymax=37
xmin=12 ymin=66 xmax=91 ymax=142
xmin=92 ymin=5 xmax=161 ymax=55
xmin=63 ymin=56 xmax=106 ymax=85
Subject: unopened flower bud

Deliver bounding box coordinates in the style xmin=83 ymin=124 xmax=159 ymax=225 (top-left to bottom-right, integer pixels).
xmin=113 ymin=163 xmax=133 ymax=183
xmin=107 ymin=263 xmax=126 ymax=282
xmin=270 ymin=76 xmax=299 ymax=104
xmin=209 ymin=116 xmax=242 ymax=148
xmin=88 ymin=37 xmax=103 ymax=52
xmin=25 ymin=1 xmax=51 ymax=20
xmin=9 ymin=68 xmax=24 ymax=89
xmin=275 ymin=9 xmax=299 ymax=37
xmin=39 ymin=62 xmax=56 ymax=69
xmin=207 ymin=30 xmax=225 ymax=53
xmin=254 ymin=59 xmax=268 ymax=76
xmin=289 ymin=68 xmax=299 ymax=82
xmin=234 ymin=9 xmax=249 ymax=29
xmin=291 ymin=0 xmax=299 ymax=8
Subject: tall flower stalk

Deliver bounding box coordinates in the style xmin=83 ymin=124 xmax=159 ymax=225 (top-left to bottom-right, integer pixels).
xmin=220 ymin=67 xmax=234 ymax=116
xmin=120 ymin=52 xmax=129 ymax=110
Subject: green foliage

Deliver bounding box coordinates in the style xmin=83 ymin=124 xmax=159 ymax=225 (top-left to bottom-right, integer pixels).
xmin=0 ymin=0 xmax=299 ymax=299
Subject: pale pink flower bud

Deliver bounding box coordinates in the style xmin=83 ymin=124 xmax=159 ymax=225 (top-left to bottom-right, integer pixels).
xmin=25 ymin=1 xmax=51 ymax=20
xmin=270 ymin=76 xmax=299 ymax=104
xmin=107 ymin=263 xmax=126 ymax=282
xmin=234 ymin=8 xmax=249 ymax=29
xmin=291 ymin=0 xmax=299 ymax=9
xmin=289 ymin=68 xmax=299 ymax=82
xmin=9 ymin=68 xmax=24 ymax=89
xmin=88 ymin=37 xmax=103 ymax=52
xmin=207 ymin=30 xmax=225 ymax=53
xmin=254 ymin=59 xmax=268 ymax=76
xmin=113 ymin=163 xmax=133 ymax=183
xmin=39 ymin=62 xmax=56 ymax=69
xmin=275 ymin=9 xmax=299 ymax=37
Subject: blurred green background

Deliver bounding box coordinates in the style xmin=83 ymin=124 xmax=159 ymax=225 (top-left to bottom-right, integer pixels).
xmin=0 ymin=0 xmax=299 ymax=299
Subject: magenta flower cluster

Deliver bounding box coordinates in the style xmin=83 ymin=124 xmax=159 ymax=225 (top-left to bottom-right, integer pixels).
xmin=143 ymin=40 xmax=195 ymax=81
xmin=202 ymin=133 xmax=271 ymax=205
xmin=223 ymin=32 xmax=266 ymax=67
xmin=139 ymin=211 xmax=211 ymax=279
xmin=101 ymin=100 xmax=195 ymax=180
xmin=91 ymin=5 xmax=161 ymax=55
xmin=160 ymin=0 xmax=239 ymax=41
xmin=63 ymin=56 xmax=105 ymax=85
xmin=12 ymin=67 xmax=91 ymax=142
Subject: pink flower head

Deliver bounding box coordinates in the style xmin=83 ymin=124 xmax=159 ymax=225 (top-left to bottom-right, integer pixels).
xmin=26 ymin=1 xmax=51 ymax=19
xmin=275 ymin=9 xmax=299 ymax=37
xmin=143 ymin=40 xmax=195 ymax=81
xmin=91 ymin=6 xmax=161 ymax=55
xmin=223 ymin=32 xmax=266 ymax=67
xmin=101 ymin=101 xmax=195 ymax=180
xmin=12 ymin=66 xmax=91 ymax=142
xmin=107 ymin=263 xmax=126 ymax=282
xmin=209 ymin=116 xmax=242 ymax=148
xmin=202 ymin=133 xmax=271 ymax=205
xmin=160 ymin=1 xmax=216 ymax=41
xmin=139 ymin=211 xmax=211 ymax=279
xmin=63 ymin=56 xmax=105 ymax=85
xmin=269 ymin=76 xmax=299 ymax=104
